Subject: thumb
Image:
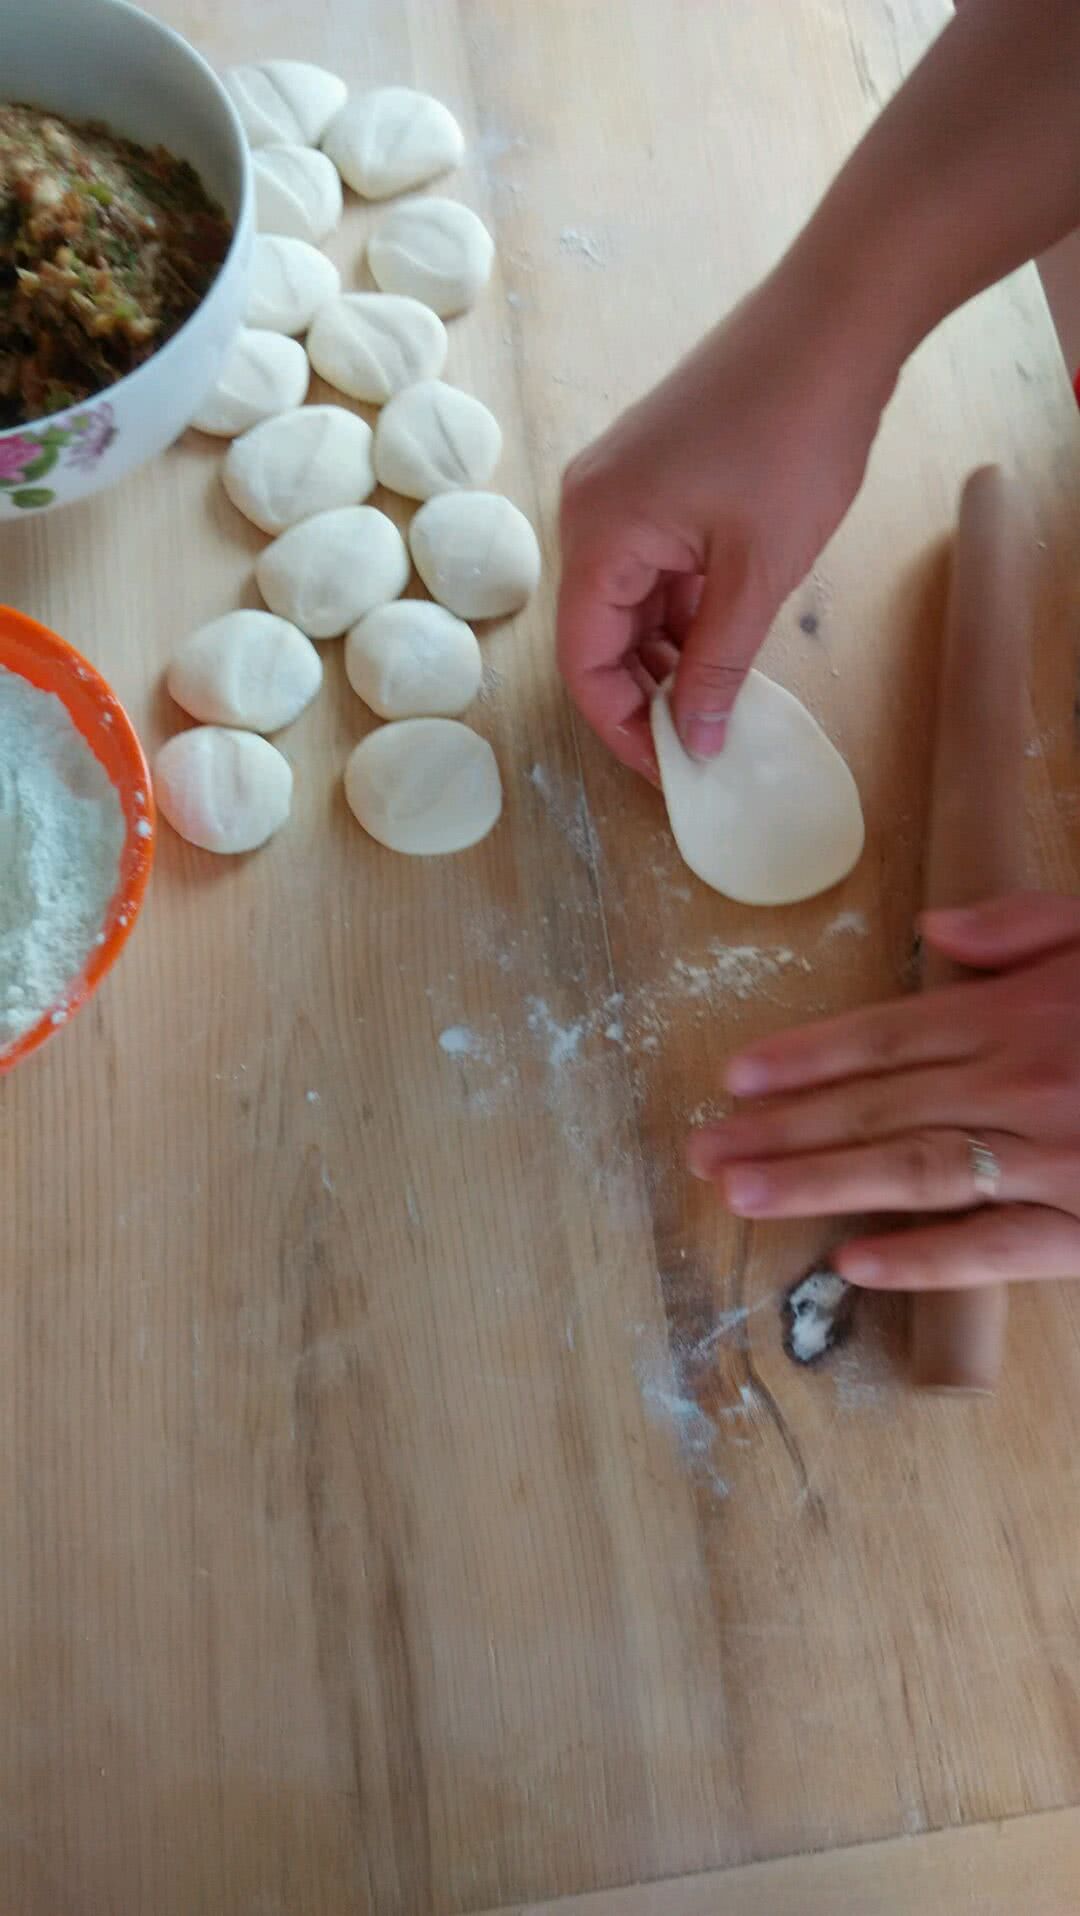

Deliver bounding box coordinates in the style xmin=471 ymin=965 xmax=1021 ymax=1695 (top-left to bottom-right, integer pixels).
xmin=922 ymin=891 xmax=1080 ymax=969
xmin=670 ymin=545 xmax=766 ymax=758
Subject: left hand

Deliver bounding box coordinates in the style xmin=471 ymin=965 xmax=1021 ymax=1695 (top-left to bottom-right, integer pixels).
xmin=686 ymin=893 xmax=1080 ymax=1291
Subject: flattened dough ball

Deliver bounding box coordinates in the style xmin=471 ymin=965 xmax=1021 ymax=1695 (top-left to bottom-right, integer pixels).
xmin=650 ymin=673 xmax=865 ymax=906
xmin=322 ymin=87 xmax=464 ymax=198
xmin=245 ymin=233 xmax=341 ymax=335
xmin=367 ymin=197 xmax=494 ymax=317
xmin=167 ymin=611 xmax=322 ymax=733
xmin=154 ymin=727 xmax=293 ymax=854
xmin=345 ymin=718 xmax=501 ymax=855
xmin=345 ymin=601 xmax=482 ymax=718
xmin=254 ymin=144 xmax=343 ymax=243
xmin=191 ymin=328 xmax=309 ymax=436
xmin=255 ymin=505 xmax=409 ymax=639
xmin=223 ymin=60 xmax=347 ymax=147
xmin=409 ymin=492 xmax=540 ymax=619
xmin=307 ymin=293 xmax=447 ymax=403
xmin=373 ymin=380 xmax=501 ymax=500
xmin=224 ymin=406 xmax=374 ymax=535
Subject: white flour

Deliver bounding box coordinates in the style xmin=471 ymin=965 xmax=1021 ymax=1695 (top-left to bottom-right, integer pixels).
xmin=0 ymin=666 xmax=124 ymax=1048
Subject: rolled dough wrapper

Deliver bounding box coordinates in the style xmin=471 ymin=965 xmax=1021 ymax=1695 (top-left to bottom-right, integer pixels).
xmin=322 ymin=87 xmax=464 ymax=198
xmin=154 ymin=727 xmax=293 ymax=853
xmin=367 ymin=197 xmax=494 ymax=317
xmin=345 ymin=718 xmax=501 ymax=854
xmin=651 ymin=672 xmax=864 ymax=906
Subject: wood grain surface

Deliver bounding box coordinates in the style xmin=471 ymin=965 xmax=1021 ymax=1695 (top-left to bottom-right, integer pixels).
xmin=3 ymin=3 xmax=1080 ymax=1912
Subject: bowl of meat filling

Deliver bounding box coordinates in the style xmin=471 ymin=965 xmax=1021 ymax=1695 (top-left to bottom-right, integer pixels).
xmin=0 ymin=0 xmax=252 ymax=515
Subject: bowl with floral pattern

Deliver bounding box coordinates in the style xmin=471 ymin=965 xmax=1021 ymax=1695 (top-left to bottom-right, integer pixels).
xmin=0 ymin=0 xmax=253 ymax=516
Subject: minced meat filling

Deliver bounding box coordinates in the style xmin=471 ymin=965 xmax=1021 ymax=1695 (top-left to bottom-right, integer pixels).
xmin=0 ymin=103 xmax=231 ymax=427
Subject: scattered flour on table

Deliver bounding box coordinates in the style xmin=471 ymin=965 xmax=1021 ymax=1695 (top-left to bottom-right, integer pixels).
xmin=527 ymin=762 xmax=600 ymax=864
xmin=558 ymin=226 xmax=604 ymax=265
xmin=0 ymin=666 xmax=124 ymax=1048
xmin=823 ymin=908 xmax=869 ymax=939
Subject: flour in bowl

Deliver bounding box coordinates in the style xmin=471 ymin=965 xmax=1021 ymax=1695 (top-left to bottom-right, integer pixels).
xmin=0 ymin=666 xmax=125 ymax=1049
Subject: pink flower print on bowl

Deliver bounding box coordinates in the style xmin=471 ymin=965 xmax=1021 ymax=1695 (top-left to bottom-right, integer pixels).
xmin=0 ymin=435 xmax=40 ymax=484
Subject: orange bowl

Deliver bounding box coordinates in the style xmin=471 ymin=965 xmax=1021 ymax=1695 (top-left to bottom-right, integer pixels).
xmin=0 ymin=606 xmax=154 ymax=1072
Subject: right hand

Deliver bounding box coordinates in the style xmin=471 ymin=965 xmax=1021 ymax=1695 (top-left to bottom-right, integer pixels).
xmin=557 ymin=259 xmax=900 ymax=777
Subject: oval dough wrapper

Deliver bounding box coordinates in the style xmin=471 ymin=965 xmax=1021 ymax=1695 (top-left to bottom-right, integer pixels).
xmin=307 ymin=293 xmax=447 ymax=404
xmin=650 ymin=673 xmax=865 ymax=906
xmin=223 ymin=60 xmax=347 ymax=147
xmin=345 ymin=600 xmax=482 ymax=719
xmin=409 ymin=491 xmax=540 ymax=619
xmin=322 ymin=87 xmax=464 ymax=198
xmin=167 ymin=610 xmax=322 ymax=733
xmin=373 ymin=380 xmax=501 ymax=500
xmin=245 ymin=233 xmax=341 ymax=335
xmin=254 ymin=144 xmax=343 ymax=243
xmin=190 ymin=329 xmax=309 ymax=437
xmin=224 ymin=406 xmax=374 ymax=535
xmin=256 ymin=505 xmax=410 ymax=639
xmin=154 ymin=727 xmax=293 ymax=854
xmin=367 ymin=197 xmax=494 ymax=317
xmin=345 ymin=718 xmax=501 ymax=855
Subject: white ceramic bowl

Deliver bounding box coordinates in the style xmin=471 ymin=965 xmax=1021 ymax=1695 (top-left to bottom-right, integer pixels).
xmin=0 ymin=0 xmax=253 ymax=516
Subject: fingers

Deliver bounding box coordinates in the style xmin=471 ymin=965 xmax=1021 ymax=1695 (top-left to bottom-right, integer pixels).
xmin=687 ymin=1062 xmax=993 ymax=1170
xmin=725 ymin=979 xmax=989 ymax=1099
xmin=923 ymin=891 xmax=1080 ymax=970
xmin=556 ymin=568 xmax=659 ymax=781
xmin=836 ymin=1204 xmax=1080 ymax=1291
xmin=669 ymin=543 xmax=765 ymax=758
xmin=715 ymin=1128 xmax=1071 ymax=1220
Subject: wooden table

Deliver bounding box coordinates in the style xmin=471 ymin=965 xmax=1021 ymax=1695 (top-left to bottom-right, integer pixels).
xmin=4 ymin=3 xmax=1080 ymax=1910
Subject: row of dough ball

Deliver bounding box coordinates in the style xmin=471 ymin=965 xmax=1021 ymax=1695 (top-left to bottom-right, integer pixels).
xmin=192 ymin=285 xmax=494 ymax=433
xmin=223 ymin=67 xmax=465 ymax=203
xmin=157 ymin=70 xmax=512 ymax=858
xmin=155 ymin=713 xmax=501 ymax=857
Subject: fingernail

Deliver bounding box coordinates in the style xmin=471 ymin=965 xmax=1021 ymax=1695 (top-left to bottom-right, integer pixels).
xmin=686 ymin=1133 xmax=718 ymax=1180
xmin=839 ymin=1251 xmax=883 ymax=1286
xmin=681 ymin=715 xmax=728 ymax=758
xmin=727 ymin=1057 xmax=769 ymax=1097
xmin=725 ymin=1168 xmax=770 ymax=1214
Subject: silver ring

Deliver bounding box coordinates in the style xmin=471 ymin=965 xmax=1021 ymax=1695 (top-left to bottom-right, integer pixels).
xmin=968 ymin=1136 xmax=1002 ymax=1201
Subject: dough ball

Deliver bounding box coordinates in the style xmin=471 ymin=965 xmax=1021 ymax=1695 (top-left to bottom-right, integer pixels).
xmin=154 ymin=727 xmax=293 ymax=854
xmin=367 ymin=197 xmax=494 ymax=317
xmin=306 ymin=293 xmax=447 ymax=404
xmin=255 ymin=505 xmax=409 ymax=639
xmin=167 ymin=610 xmax=322 ymax=733
xmin=321 ymin=86 xmax=464 ymax=199
xmin=245 ymin=233 xmax=341 ymax=335
xmin=224 ymin=405 xmax=374 ymax=535
xmin=345 ymin=601 xmax=482 ymax=719
xmin=190 ymin=329 xmax=309 ymax=437
xmin=650 ymin=673 xmax=865 ymax=906
xmin=254 ymin=144 xmax=343 ymax=244
xmin=373 ymin=380 xmax=501 ymax=500
xmin=223 ymin=60 xmax=347 ymax=147
xmin=409 ymin=492 xmax=540 ymax=619
xmin=345 ymin=718 xmax=501 ymax=855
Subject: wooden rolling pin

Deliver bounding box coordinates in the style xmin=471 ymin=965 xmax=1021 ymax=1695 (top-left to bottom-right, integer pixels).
xmin=912 ymin=464 xmax=1031 ymax=1393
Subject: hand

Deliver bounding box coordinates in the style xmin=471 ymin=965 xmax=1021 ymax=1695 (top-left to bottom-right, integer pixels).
xmin=686 ymin=894 xmax=1080 ymax=1291
xmin=556 ymin=257 xmax=898 ymax=778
